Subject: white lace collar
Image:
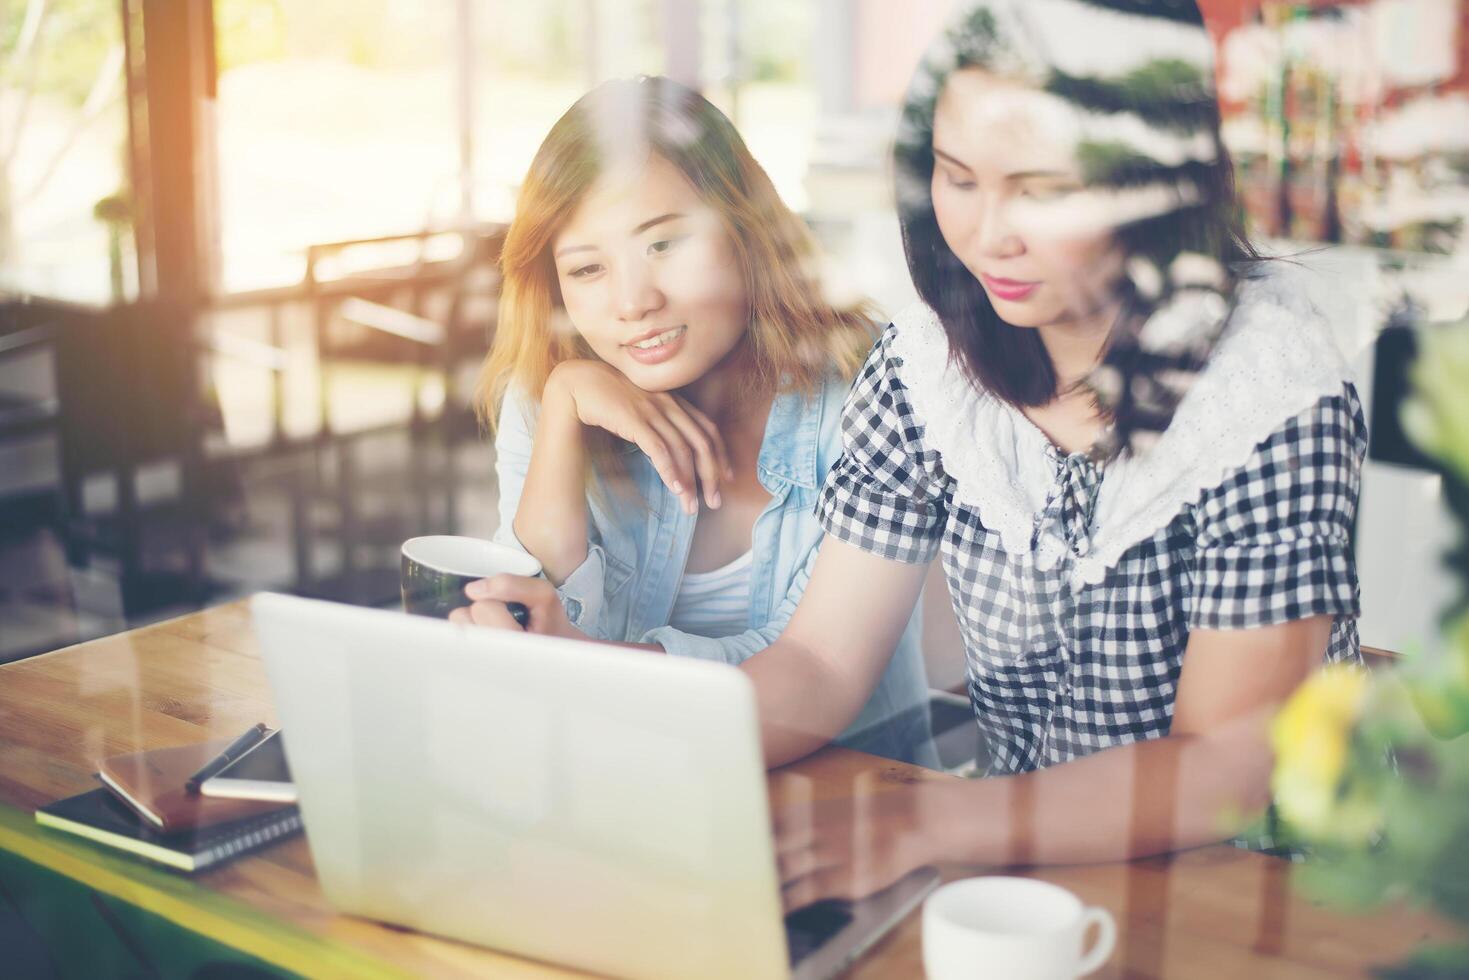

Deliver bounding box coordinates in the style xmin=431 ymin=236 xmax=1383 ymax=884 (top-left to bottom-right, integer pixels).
xmin=889 ymin=266 xmax=1354 ymax=586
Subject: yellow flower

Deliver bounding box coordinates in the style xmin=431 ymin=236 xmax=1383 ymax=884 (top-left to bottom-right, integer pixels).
xmin=1271 ymin=665 xmax=1376 ymax=843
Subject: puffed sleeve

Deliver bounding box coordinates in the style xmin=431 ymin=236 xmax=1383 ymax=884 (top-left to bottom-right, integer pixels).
xmin=1188 ymin=384 xmax=1366 ymax=630
xmin=817 ymin=326 xmax=949 ymax=564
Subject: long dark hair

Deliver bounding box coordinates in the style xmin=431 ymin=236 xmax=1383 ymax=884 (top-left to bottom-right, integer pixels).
xmin=894 ymin=0 xmax=1261 ymax=454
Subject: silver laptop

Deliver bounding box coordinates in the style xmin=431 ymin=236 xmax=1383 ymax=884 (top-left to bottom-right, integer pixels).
xmin=251 ymin=593 xmax=937 ymax=980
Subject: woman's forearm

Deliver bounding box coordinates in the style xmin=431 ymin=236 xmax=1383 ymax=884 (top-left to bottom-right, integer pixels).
xmin=513 ymin=381 xmax=592 ymax=585
xmin=743 ymin=541 xmax=934 ymax=769
xmin=744 ymin=635 xmax=877 ymax=768
xmin=941 ymin=711 xmax=1277 ymax=866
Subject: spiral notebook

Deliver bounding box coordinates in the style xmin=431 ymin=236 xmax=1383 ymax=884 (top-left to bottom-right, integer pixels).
xmin=36 ymin=785 xmax=303 ymax=873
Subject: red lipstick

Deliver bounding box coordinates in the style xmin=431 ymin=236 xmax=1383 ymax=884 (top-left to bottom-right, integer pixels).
xmin=980 ymin=275 xmax=1040 ymax=302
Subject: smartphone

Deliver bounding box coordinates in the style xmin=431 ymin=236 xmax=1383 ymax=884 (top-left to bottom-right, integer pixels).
xmin=199 ymin=729 xmax=297 ymax=803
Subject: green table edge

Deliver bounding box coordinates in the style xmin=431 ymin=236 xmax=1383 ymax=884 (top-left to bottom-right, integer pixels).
xmin=0 ymin=800 xmax=410 ymax=979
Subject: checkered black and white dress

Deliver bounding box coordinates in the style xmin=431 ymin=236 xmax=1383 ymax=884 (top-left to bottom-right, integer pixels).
xmin=818 ymin=288 xmax=1366 ymax=781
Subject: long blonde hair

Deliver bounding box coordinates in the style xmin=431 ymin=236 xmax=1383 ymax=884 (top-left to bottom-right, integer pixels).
xmin=476 ymin=76 xmax=873 ymax=434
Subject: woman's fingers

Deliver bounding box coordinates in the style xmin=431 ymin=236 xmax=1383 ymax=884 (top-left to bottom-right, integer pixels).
xmin=470 ymin=600 xmax=522 ymax=630
xmin=621 ymin=421 xmax=687 ymax=499
xmin=675 ymin=397 xmax=735 ymax=483
xmin=660 ymin=397 xmax=727 ymax=509
xmin=780 ymin=865 xmax=851 ymax=913
xmin=449 ymin=599 xmax=523 ymax=631
xmin=773 ymin=812 xmax=815 ymax=857
xmin=780 ymin=851 xmax=911 ymax=913
xmin=466 ymin=574 xmax=554 ymax=606
xmin=465 ymin=575 xmax=561 ymax=634
xmin=775 ymin=844 xmax=826 ymax=885
xmin=642 ymin=412 xmax=701 ymax=515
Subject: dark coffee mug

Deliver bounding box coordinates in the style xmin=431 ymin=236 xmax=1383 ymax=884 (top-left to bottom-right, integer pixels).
xmin=400 ymin=536 xmax=544 ymax=626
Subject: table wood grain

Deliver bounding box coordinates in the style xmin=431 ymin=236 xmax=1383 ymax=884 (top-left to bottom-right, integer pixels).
xmin=0 ymin=599 xmax=1456 ymax=978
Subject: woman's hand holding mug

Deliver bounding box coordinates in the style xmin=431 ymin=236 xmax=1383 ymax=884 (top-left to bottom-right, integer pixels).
xmin=449 ymin=574 xmax=586 ymax=640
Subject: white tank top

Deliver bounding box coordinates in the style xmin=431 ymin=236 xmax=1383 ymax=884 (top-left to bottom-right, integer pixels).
xmin=667 ymin=551 xmax=754 ymax=638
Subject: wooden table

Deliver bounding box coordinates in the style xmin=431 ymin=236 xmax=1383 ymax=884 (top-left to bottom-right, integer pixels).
xmin=0 ymin=600 xmax=1457 ymax=978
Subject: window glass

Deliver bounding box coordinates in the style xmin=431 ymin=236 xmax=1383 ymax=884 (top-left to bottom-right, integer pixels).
xmin=1 ymin=0 xmax=133 ymax=304
xmin=214 ymin=0 xmax=458 ymax=293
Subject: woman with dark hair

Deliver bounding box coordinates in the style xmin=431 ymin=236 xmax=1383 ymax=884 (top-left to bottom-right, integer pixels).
xmin=727 ymin=0 xmax=1365 ymax=907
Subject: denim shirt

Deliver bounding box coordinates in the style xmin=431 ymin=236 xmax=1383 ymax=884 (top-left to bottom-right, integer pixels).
xmin=493 ymin=377 xmax=935 ymax=766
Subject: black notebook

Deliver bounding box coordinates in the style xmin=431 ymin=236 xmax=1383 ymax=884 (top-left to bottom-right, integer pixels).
xmin=36 ymin=785 xmax=303 ymax=873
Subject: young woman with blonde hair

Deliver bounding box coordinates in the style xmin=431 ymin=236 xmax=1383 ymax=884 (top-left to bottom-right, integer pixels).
xmin=456 ymin=76 xmax=934 ymax=765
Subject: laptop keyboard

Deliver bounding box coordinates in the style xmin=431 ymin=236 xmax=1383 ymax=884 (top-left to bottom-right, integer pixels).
xmin=784 ymin=899 xmax=854 ymax=965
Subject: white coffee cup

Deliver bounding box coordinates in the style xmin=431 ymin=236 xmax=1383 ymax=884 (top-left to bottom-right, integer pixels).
xmin=922 ymin=876 xmax=1116 ymax=980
